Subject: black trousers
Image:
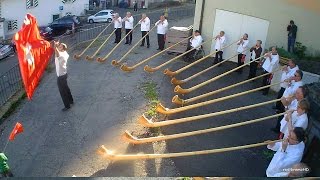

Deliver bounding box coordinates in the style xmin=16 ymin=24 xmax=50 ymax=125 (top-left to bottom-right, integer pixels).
xmin=237 ymin=54 xmax=245 ymax=72
xmin=134 ymin=5 xmax=138 ymax=11
xmin=157 ymin=34 xmax=165 ymax=50
xmin=184 ymin=46 xmax=196 ymax=61
xmin=248 ymin=60 xmax=258 ymax=78
xmin=114 ymin=28 xmax=122 ymax=43
xmin=57 ymin=74 xmax=73 ymax=108
xmin=262 ymin=70 xmax=272 ymax=95
xmin=125 ymin=29 xmax=132 ymax=44
xmin=214 ymin=50 xmax=223 ymax=64
xmin=141 ymin=31 xmax=150 ymax=46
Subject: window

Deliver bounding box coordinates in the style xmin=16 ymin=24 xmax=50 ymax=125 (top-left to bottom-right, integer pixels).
xmin=62 ymin=0 xmax=76 ymax=3
xmin=8 ymin=20 xmax=18 ymax=31
xmin=26 ymin=0 xmax=38 ymax=9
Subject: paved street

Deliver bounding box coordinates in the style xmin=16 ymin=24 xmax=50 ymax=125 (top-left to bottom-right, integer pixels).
xmin=0 ymin=54 xmax=18 ymax=76
xmin=0 ymin=13 xmax=279 ymax=177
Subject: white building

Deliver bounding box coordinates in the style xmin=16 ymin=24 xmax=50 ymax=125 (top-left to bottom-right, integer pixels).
xmin=0 ymin=0 xmax=89 ymax=39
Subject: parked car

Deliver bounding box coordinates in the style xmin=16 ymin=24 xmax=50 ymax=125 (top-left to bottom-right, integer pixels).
xmin=87 ymin=10 xmax=114 ymax=23
xmin=0 ymin=43 xmax=13 ymax=60
xmin=40 ymin=15 xmax=82 ymax=39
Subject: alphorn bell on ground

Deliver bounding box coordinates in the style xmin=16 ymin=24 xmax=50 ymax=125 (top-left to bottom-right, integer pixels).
xmin=85 ymin=28 xmax=117 ymax=61
xmin=171 ymin=51 xmax=247 ymax=85
xmin=142 ymin=98 xmax=281 ymax=127
xmin=124 ymin=112 xmax=286 ymax=144
xmin=163 ymin=39 xmax=240 ymax=77
xmin=96 ymin=23 xmax=140 ymax=63
xmin=173 ymin=68 xmax=282 ymax=105
xmin=157 ymin=82 xmax=281 ymax=115
xmin=120 ymin=35 xmax=193 ymax=72
xmin=108 ymin=25 xmax=157 ymax=66
xmin=74 ymin=23 xmax=112 ymax=60
xmin=142 ymin=36 xmax=223 ymax=73
xmin=98 ymin=140 xmax=281 ymax=160
xmin=174 ymin=55 xmax=264 ymax=94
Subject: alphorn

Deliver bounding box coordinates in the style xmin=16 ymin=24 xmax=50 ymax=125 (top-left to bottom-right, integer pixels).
xmin=174 ymin=56 xmax=264 ymax=94
xmin=85 ymin=28 xmax=117 ymax=61
xmin=173 ymin=68 xmax=282 ymax=105
xmin=124 ymin=112 xmax=286 ymax=144
xmin=98 ymin=140 xmax=281 ymax=160
xmin=142 ymin=37 xmax=228 ymax=73
xmin=157 ymin=82 xmax=281 ymax=115
xmin=163 ymin=39 xmax=240 ymax=77
xmin=142 ymin=98 xmax=281 ymax=127
xmin=109 ymin=25 xmax=157 ymax=66
xmin=120 ymin=35 xmax=192 ymax=72
xmin=171 ymin=51 xmax=246 ymax=85
xmin=74 ymin=23 xmax=112 ymax=60
xmin=96 ymin=23 xmax=140 ymax=63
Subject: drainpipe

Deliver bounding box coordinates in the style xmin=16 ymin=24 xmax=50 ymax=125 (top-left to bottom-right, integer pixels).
xmin=199 ymin=0 xmax=205 ymax=32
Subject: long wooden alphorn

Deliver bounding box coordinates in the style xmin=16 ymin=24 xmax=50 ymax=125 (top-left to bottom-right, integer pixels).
xmin=96 ymin=23 xmax=140 ymax=63
xmin=98 ymin=140 xmax=281 ymax=160
xmin=171 ymin=51 xmax=246 ymax=85
xmin=174 ymin=56 xmax=264 ymax=94
xmin=163 ymin=40 xmax=240 ymax=77
xmin=142 ymin=37 xmax=224 ymax=73
xmin=120 ymin=35 xmax=192 ymax=72
xmin=125 ymin=112 xmax=286 ymax=144
xmin=108 ymin=25 xmax=157 ymax=66
xmin=173 ymin=68 xmax=282 ymax=105
xmin=142 ymin=98 xmax=281 ymax=127
xmin=74 ymin=23 xmax=112 ymax=60
xmin=157 ymin=82 xmax=281 ymax=115
xmin=85 ymin=28 xmax=117 ymax=61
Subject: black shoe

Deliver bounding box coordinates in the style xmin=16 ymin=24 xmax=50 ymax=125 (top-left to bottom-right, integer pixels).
xmin=125 ymin=42 xmax=129 ymax=44
xmin=147 ymin=45 xmax=150 ymax=48
xmin=70 ymin=101 xmax=74 ymax=105
xmin=140 ymin=44 xmax=144 ymax=47
xmin=62 ymin=107 xmax=70 ymax=111
xmin=270 ymin=128 xmax=280 ymax=133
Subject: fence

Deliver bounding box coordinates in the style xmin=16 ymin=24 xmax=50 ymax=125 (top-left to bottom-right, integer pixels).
xmin=0 ymin=5 xmax=195 ymax=107
xmin=0 ymin=63 xmax=23 ymax=106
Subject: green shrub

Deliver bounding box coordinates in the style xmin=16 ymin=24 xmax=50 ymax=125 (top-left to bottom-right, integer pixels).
xmin=294 ymin=42 xmax=307 ymax=59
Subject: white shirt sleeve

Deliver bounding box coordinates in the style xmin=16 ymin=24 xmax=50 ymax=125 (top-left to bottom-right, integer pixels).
xmin=242 ymin=40 xmax=249 ymax=49
xmin=267 ymin=142 xmax=281 ymax=152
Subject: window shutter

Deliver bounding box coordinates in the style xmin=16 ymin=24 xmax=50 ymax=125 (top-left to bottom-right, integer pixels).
xmin=72 ymin=0 xmax=76 ymax=2
xmin=26 ymin=0 xmax=31 ymax=9
xmin=12 ymin=20 xmax=18 ymax=30
xmin=61 ymin=0 xmax=66 ymax=3
xmin=34 ymin=0 xmax=38 ymax=7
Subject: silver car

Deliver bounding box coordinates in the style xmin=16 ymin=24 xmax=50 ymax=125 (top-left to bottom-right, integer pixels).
xmin=0 ymin=44 xmax=13 ymax=60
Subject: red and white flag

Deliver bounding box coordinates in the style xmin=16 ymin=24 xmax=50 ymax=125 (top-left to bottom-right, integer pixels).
xmin=14 ymin=13 xmax=53 ymax=99
xmin=9 ymin=122 xmax=24 ymax=141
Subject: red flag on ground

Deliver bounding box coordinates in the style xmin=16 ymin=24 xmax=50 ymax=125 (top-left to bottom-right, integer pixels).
xmin=9 ymin=122 xmax=24 ymax=141
xmin=14 ymin=13 xmax=53 ymax=99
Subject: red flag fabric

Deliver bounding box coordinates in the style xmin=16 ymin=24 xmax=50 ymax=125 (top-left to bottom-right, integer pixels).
xmin=9 ymin=122 xmax=24 ymax=141
xmin=14 ymin=13 xmax=53 ymax=99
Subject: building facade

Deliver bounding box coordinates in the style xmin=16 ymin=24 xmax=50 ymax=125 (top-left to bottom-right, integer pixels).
xmin=0 ymin=0 xmax=89 ymax=39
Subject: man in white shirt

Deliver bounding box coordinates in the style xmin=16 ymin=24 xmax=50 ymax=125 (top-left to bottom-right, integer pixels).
xmin=54 ymin=41 xmax=73 ymax=111
xmin=183 ymin=30 xmax=203 ymax=62
xmin=282 ymin=70 xmax=304 ymax=99
xmin=261 ymin=46 xmax=279 ymax=95
xmin=155 ymin=15 xmax=168 ymax=51
xmin=138 ymin=13 xmax=150 ymax=48
xmin=236 ymin=33 xmax=249 ymax=73
xmin=123 ymin=12 xmax=134 ymax=45
xmin=213 ymin=31 xmax=226 ymax=65
xmin=266 ymin=127 xmax=305 ymax=177
xmin=112 ymin=13 xmax=122 ymax=43
xmin=274 ymin=59 xmax=299 ymax=111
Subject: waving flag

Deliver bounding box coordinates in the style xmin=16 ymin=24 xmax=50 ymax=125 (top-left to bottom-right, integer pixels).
xmin=14 ymin=13 xmax=53 ymax=99
xmin=9 ymin=122 xmax=24 ymax=141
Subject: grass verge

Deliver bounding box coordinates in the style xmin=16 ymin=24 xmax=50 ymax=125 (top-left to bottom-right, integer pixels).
xmin=0 ymin=91 xmax=26 ymax=123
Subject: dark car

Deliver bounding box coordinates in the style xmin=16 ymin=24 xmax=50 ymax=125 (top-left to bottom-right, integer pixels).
xmin=40 ymin=15 xmax=81 ymax=40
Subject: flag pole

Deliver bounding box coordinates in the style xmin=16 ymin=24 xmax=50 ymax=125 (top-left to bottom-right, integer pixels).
xmin=2 ymin=139 xmax=10 ymax=153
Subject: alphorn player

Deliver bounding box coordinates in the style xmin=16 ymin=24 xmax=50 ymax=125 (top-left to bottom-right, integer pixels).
xmin=155 ymin=15 xmax=168 ymax=51
xmin=123 ymin=12 xmax=134 ymax=45
xmin=266 ymin=127 xmax=306 ymax=177
xmin=280 ymin=99 xmax=309 ymax=139
xmin=260 ymin=46 xmax=279 ymax=95
xmin=213 ymin=31 xmax=226 ymax=65
xmin=274 ymin=59 xmax=299 ymax=111
xmin=138 ymin=13 xmax=150 ymax=48
xmin=247 ymin=40 xmax=262 ymax=79
xmin=112 ymin=13 xmax=122 ymax=44
xmin=183 ymin=30 xmax=203 ymax=62
xmin=236 ymin=33 xmax=249 ymax=74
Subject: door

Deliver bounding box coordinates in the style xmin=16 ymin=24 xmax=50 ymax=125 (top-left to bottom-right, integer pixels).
xmin=211 ymin=9 xmax=270 ymax=63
